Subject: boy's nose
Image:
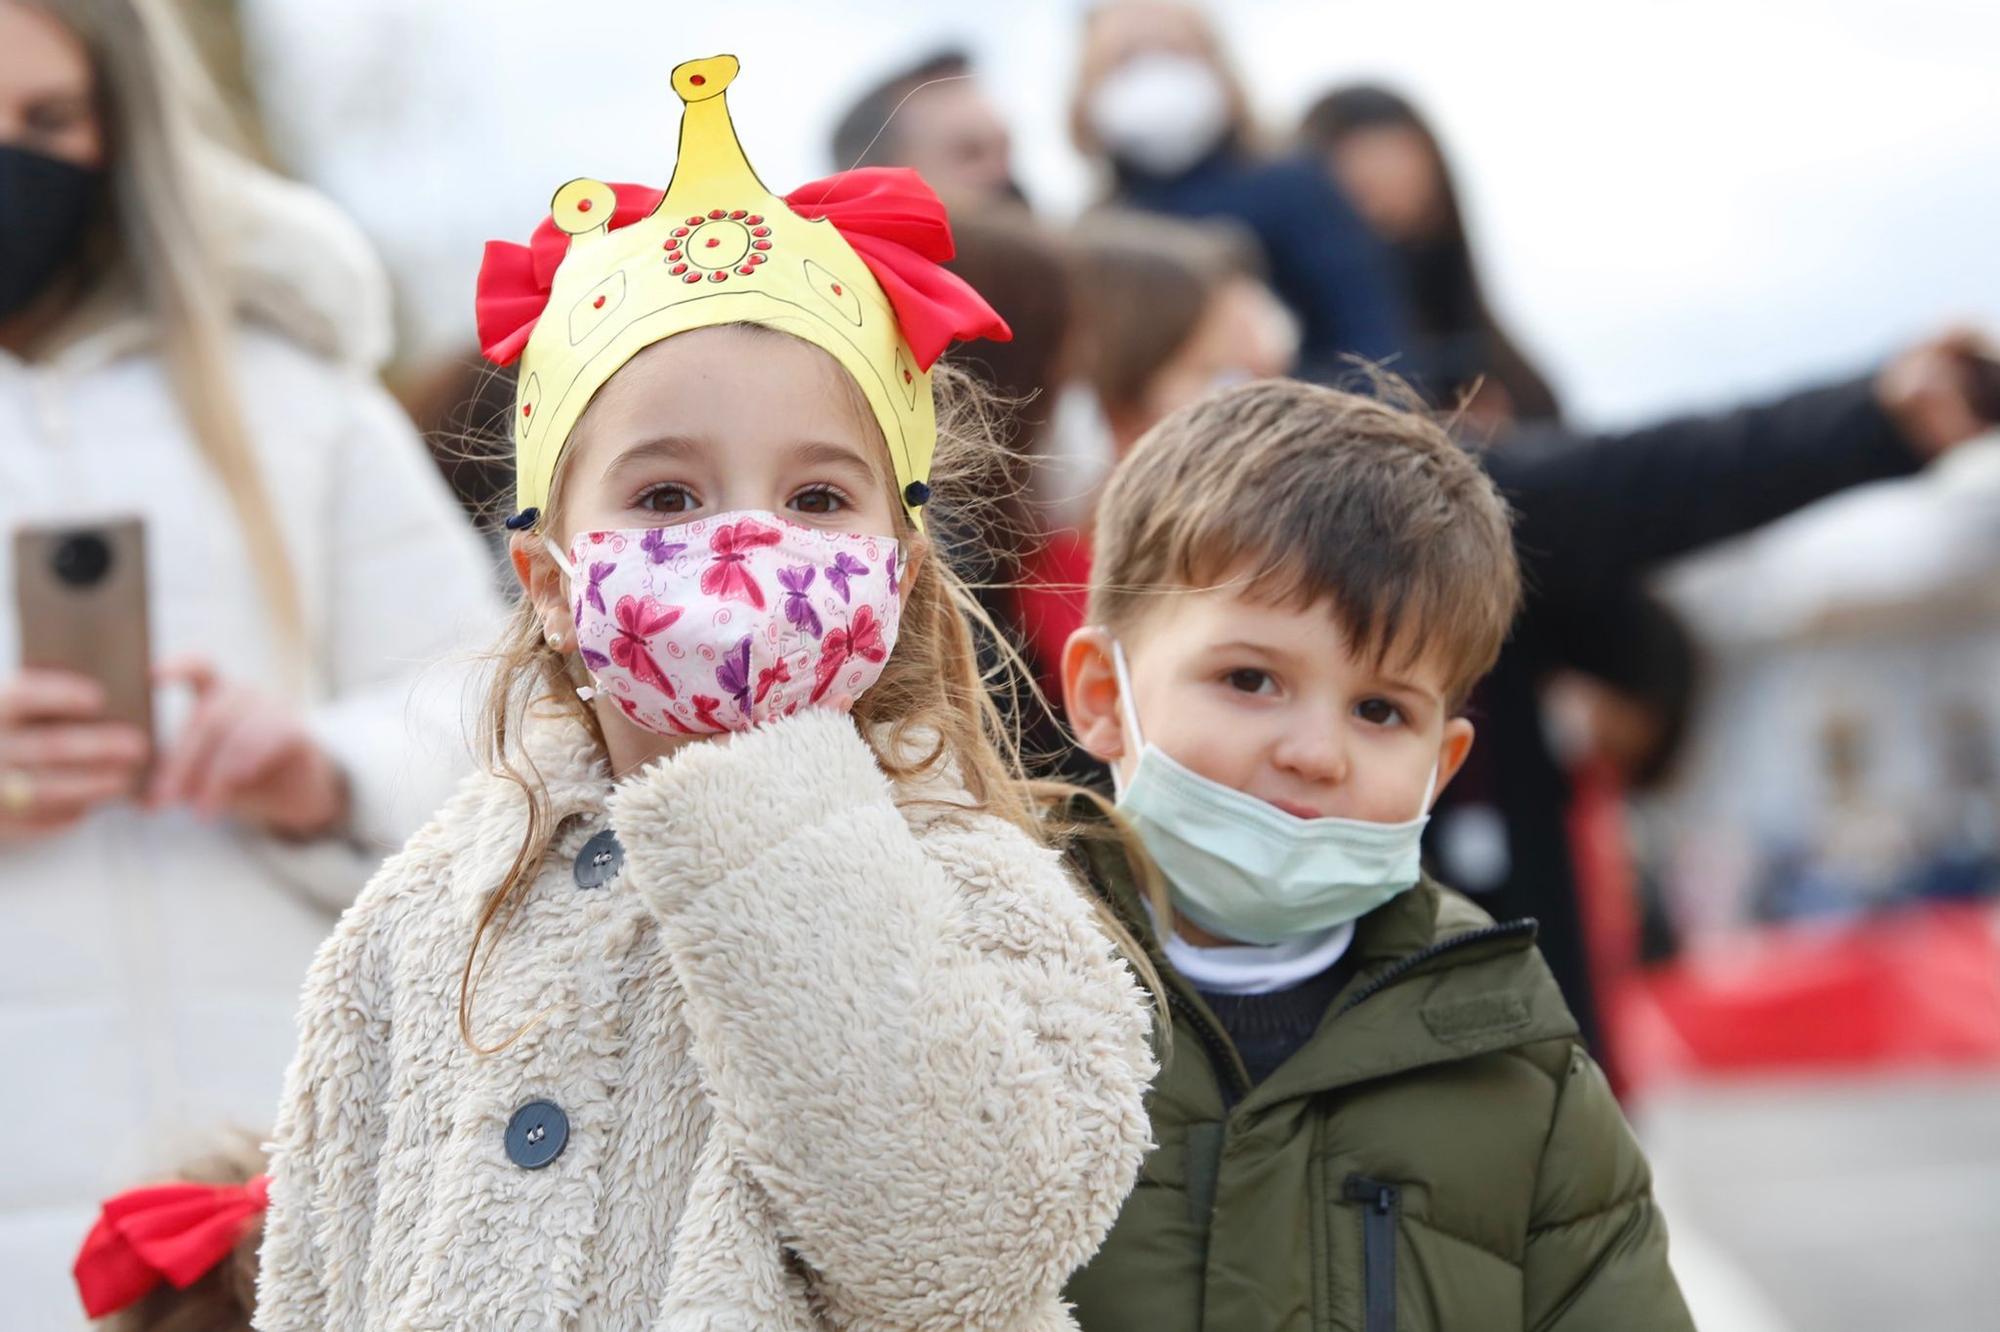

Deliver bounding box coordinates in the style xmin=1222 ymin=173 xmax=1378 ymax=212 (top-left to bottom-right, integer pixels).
xmin=1271 ymin=721 xmax=1349 ymax=789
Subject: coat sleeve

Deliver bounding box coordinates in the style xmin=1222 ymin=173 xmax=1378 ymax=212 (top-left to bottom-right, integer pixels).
xmin=1255 ymin=158 xmax=1410 ymax=373
xmin=607 ymin=710 xmax=1158 ymax=1331
xmin=1521 ymin=1046 xmax=1695 ymax=1332
xmin=253 ymin=883 xmax=397 ymax=1330
xmin=1489 ymin=376 xmax=1920 ymax=598
xmin=257 ymin=378 xmax=502 ymax=913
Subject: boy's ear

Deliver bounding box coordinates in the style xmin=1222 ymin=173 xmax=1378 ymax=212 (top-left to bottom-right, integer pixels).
xmin=509 ymin=530 xmax=573 ymax=643
xmin=1062 ymin=626 xmax=1128 ymax=764
xmin=1432 ymin=716 xmax=1477 ymax=804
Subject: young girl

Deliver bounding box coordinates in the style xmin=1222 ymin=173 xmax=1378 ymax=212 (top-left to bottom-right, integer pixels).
xmin=254 ymin=55 xmax=1156 ymax=1331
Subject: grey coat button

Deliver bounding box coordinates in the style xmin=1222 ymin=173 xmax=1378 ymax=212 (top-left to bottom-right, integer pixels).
xmin=505 ymin=1100 xmax=569 ymax=1170
xmin=573 ymin=828 xmax=624 ymax=889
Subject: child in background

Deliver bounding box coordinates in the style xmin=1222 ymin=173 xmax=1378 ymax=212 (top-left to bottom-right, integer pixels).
xmin=1059 ymin=379 xmax=1693 ymax=1329
xmin=73 ymin=1135 xmax=268 ymax=1332
xmin=255 ymin=55 xmax=1155 ymax=1330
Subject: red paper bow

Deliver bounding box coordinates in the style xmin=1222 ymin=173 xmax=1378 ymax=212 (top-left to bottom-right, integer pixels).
xmin=474 ymin=168 xmax=1009 ymax=370
xmin=73 ymin=1174 xmax=271 ymax=1319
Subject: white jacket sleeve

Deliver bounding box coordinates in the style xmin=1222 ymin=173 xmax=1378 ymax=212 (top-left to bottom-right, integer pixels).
xmin=259 ymin=379 xmax=501 ymax=912
xmin=254 ymin=884 xmax=396 ymax=1330
xmin=607 ymin=710 xmax=1157 ymax=1332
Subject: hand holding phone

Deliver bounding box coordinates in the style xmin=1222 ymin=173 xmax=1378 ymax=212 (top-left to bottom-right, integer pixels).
xmin=5 ymin=519 xmax=154 ymax=838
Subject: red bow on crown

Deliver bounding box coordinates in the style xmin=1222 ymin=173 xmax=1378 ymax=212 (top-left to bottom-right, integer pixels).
xmin=475 ymin=167 xmax=1010 ymax=369
xmin=73 ymin=1175 xmax=271 ymax=1319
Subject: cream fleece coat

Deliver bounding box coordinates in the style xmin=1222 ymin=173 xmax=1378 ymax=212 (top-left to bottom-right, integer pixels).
xmin=255 ymin=705 xmax=1156 ymax=1330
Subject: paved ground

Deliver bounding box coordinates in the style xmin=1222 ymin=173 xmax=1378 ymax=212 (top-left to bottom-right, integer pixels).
xmin=1635 ymin=1072 xmax=2000 ymax=1331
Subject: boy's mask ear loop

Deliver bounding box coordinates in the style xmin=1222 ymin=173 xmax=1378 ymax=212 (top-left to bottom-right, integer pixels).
xmin=1108 ymin=638 xmax=1146 ymax=798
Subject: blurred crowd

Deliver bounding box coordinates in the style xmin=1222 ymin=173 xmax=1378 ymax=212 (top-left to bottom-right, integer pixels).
xmin=2 ymin=0 xmax=1996 ymax=1327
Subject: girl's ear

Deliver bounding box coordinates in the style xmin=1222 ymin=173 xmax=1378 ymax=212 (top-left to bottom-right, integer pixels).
xmin=509 ymin=530 xmax=574 ymax=646
xmin=1062 ymin=626 xmax=1128 ymax=763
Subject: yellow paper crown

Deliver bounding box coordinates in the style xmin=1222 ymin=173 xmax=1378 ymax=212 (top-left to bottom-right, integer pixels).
xmin=485 ymin=55 xmax=993 ymax=529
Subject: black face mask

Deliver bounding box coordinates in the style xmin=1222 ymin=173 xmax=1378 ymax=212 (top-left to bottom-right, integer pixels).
xmin=0 ymin=144 xmax=102 ymax=321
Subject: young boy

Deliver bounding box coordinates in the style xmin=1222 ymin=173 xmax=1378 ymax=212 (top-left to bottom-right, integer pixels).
xmin=1059 ymin=379 xmax=1694 ymax=1330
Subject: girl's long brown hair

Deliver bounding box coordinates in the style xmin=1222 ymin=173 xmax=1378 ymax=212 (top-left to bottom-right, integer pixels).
xmin=456 ymin=337 xmax=1165 ymax=1052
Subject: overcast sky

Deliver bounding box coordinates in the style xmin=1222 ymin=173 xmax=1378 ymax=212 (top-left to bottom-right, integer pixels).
xmin=242 ymin=0 xmax=2000 ymax=428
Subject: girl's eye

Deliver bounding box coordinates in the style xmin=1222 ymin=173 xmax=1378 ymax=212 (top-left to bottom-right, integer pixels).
xmin=1224 ymin=668 xmax=1275 ymax=695
xmin=636 ymin=483 xmax=697 ymax=514
xmin=1356 ymin=698 xmax=1405 ymax=726
xmin=788 ymin=484 xmax=849 ymax=516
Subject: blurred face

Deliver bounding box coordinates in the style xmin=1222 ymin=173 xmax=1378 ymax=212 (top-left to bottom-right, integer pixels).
xmin=511 ymin=327 xmax=914 ymax=772
xmin=1120 ymin=278 xmax=1296 ymax=449
xmin=895 ymin=80 xmax=1015 ymax=202
xmin=0 ymin=2 xmax=103 ymax=166
xmin=1327 ymin=125 xmax=1444 ymax=245
xmin=1080 ymin=0 xmax=1216 ymax=90
xmin=1065 ymin=580 xmax=1474 ymax=827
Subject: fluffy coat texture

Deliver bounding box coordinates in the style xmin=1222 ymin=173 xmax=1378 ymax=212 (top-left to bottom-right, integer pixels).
xmin=255 ymin=705 xmax=1157 ymax=1330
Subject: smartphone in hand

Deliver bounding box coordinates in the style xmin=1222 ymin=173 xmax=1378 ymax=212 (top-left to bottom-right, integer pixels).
xmin=13 ymin=518 xmax=155 ymax=771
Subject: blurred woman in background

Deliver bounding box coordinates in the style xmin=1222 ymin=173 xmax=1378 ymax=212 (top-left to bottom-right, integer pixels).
xmin=1299 ymin=82 xmax=1560 ymax=430
xmin=1069 ymin=0 xmax=1407 ymax=384
xmin=0 ymin=1 xmax=496 ymax=1321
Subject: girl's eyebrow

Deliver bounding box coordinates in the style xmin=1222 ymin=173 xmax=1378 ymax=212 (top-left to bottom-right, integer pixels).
xmin=789 ymin=439 xmax=883 ymax=483
xmin=600 ymin=434 xmax=706 ymax=481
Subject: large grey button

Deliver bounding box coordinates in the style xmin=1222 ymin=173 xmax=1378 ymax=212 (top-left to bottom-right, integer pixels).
xmin=505 ymin=1100 xmax=569 ymax=1170
xmin=573 ymin=828 xmax=624 ymax=889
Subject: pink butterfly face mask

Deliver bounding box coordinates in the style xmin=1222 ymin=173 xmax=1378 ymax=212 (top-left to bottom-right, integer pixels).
xmin=545 ymin=511 xmax=904 ymax=736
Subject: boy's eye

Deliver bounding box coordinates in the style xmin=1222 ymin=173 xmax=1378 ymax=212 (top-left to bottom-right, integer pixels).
xmin=1224 ymin=668 xmax=1275 ymax=695
xmin=636 ymin=483 xmax=697 ymax=514
xmin=788 ymin=484 xmax=849 ymax=516
xmin=1355 ymin=698 xmax=1405 ymax=726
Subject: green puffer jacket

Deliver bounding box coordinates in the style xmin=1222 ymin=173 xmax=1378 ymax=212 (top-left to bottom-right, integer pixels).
xmin=1065 ymin=825 xmax=1694 ymax=1332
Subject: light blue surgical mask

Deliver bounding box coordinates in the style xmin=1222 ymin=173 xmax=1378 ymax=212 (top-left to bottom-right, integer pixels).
xmin=1111 ymin=641 xmax=1436 ymax=945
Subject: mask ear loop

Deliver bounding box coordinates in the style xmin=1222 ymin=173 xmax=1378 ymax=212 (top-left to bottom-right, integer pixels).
xmin=1108 ymin=638 xmax=1147 ymax=798
xmin=1417 ymin=759 xmax=1440 ymax=820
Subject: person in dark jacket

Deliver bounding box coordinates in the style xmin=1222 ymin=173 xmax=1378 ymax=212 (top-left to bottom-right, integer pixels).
xmin=1442 ymin=332 xmax=1998 ymax=1055
xmin=1298 ymin=83 xmax=1560 ymax=431
xmin=1068 ymin=1 xmax=1408 ymax=383
xmin=1057 ymin=378 xmax=1692 ymax=1330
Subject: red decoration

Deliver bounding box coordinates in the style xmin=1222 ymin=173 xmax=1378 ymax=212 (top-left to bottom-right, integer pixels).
xmin=706 ymin=237 xmax=720 ymax=248
xmin=709 ymin=209 xmax=725 ymax=219
xmin=477 ymin=169 xmax=1013 ymax=371
xmin=784 ymin=167 xmax=1011 ymax=369
xmin=730 ymin=209 xmax=747 ymax=219
xmin=689 ymin=73 xmax=706 ymax=86
xmin=830 ymin=283 xmax=842 ymax=296
xmin=73 ymin=1176 xmax=271 ymax=1319
xmin=738 ymin=265 xmax=755 ymax=275
xmin=670 ymin=263 xmax=688 ymax=275
xmin=576 ymin=198 xmax=593 ymax=213
xmin=708 ymin=271 xmax=727 ymax=282
xmin=751 ymin=226 xmax=771 ymax=237
xmin=686 ymin=215 xmax=703 ymax=225
xmin=592 ymin=295 xmax=606 ymax=308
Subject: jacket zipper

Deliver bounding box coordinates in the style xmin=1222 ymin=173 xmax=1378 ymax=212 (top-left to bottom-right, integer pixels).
xmin=1165 ymin=986 xmax=1252 ymax=1105
xmin=1335 ymin=918 xmax=1539 ymax=1017
xmin=1343 ymin=1175 xmax=1400 ymax=1332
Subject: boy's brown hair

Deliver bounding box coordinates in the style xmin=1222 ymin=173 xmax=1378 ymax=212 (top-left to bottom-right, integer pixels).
xmin=1088 ymin=378 xmax=1520 ymax=708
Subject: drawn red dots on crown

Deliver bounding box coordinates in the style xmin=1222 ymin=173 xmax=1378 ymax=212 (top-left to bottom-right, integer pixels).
xmin=708 ymin=270 xmax=728 ymax=283
xmin=672 ymin=226 xmax=689 ymax=237
xmin=751 ymin=226 xmax=771 ymax=238
xmin=522 ymin=402 xmax=532 ymax=416
xmin=751 ymin=240 xmax=771 ymax=251
xmin=830 ymin=283 xmax=842 ymax=296
xmin=745 ymin=214 xmax=763 ymax=226
xmin=689 ymin=74 xmax=706 ymax=86
xmin=592 ymin=295 xmax=605 ymax=308
xmin=737 ymin=265 xmax=756 ymax=276
xmin=682 ymin=271 xmax=702 ymax=284
xmin=729 ymin=210 xmax=747 ymax=220
xmin=708 ymin=209 xmax=726 ymax=219
xmin=705 ymin=237 xmax=720 ymax=248
xmin=670 ymin=263 xmax=688 ymax=275
xmin=576 ymin=198 xmax=593 ymax=213
xmin=903 ymin=369 xmax=913 ymax=384
xmin=686 ymin=216 xmax=704 ymax=226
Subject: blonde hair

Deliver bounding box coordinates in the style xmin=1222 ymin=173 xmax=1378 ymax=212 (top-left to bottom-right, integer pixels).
xmin=459 ymin=329 xmax=1164 ymax=1049
xmin=1091 ymin=377 xmax=1521 ymax=710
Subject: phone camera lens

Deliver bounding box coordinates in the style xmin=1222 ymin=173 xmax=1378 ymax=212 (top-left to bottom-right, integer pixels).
xmin=52 ymin=533 xmax=113 ymax=587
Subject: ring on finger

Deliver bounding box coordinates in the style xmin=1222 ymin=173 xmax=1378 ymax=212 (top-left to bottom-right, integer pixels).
xmin=0 ymin=769 xmax=34 ymax=817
